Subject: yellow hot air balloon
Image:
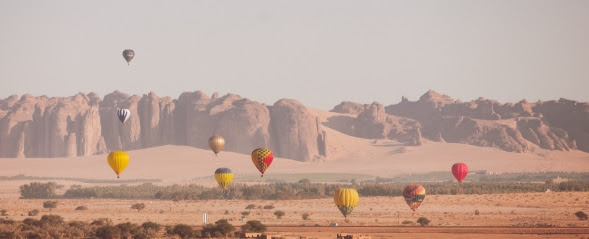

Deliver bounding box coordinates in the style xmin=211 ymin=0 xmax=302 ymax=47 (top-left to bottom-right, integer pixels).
xmin=214 ymin=168 xmax=234 ymax=190
xmin=333 ymin=188 xmax=359 ymax=218
xmin=208 ymin=135 xmax=225 ymax=157
xmin=107 ymin=151 xmax=129 ymax=178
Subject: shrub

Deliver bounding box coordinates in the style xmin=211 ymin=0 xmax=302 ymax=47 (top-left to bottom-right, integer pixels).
xmin=142 ymin=221 xmax=160 ymax=232
xmin=263 ymin=205 xmax=275 ymax=210
xmin=274 ymin=210 xmax=285 ymax=220
xmin=40 ymin=214 xmax=64 ymax=226
xmin=91 ymin=218 xmax=113 ymax=226
xmin=575 ymin=211 xmax=588 ymax=220
xmin=201 ymin=219 xmax=235 ymax=238
xmin=95 ymin=225 xmax=121 ymax=239
xmin=75 ymin=206 xmax=88 ymax=211
xmin=475 ymin=209 xmax=480 ymax=215
xmin=402 ymin=220 xmax=414 ymax=225
xmin=242 ymin=220 xmax=267 ymax=233
xmin=302 ymin=213 xmax=310 ymax=220
xmin=131 ymin=203 xmax=146 ymax=212
xmin=417 ymin=217 xmax=431 ymax=226
xmin=172 ymin=224 xmax=195 ymax=239
xmin=28 ymin=209 xmax=39 ymax=216
xmin=20 ymin=182 xmax=57 ymax=199
xmin=245 ymin=204 xmax=256 ymax=211
xmin=0 ymin=210 xmax=7 ymax=216
xmin=43 ymin=201 xmax=58 ymax=211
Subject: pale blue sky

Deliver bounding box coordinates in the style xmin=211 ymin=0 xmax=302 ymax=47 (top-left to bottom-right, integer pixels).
xmin=1 ymin=1 xmax=588 ymax=110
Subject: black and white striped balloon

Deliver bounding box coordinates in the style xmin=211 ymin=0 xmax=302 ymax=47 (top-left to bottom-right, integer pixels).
xmin=117 ymin=109 xmax=131 ymax=124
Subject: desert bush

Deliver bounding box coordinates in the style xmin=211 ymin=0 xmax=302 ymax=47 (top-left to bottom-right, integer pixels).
xmin=245 ymin=204 xmax=256 ymax=211
xmin=142 ymin=221 xmax=160 ymax=232
xmin=42 ymin=201 xmax=58 ymax=211
xmin=95 ymin=225 xmax=121 ymax=239
xmin=575 ymin=211 xmax=588 ymax=220
xmin=263 ymin=205 xmax=275 ymax=210
xmin=172 ymin=224 xmax=196 ymax=239
xmin=302 ymin=213 xmax=310 ymax=220
xmin=475 ymin=209 xmax=480 ymax=215
xmin=241 ymin=220 xmax=266 ymax=233
xmin=28 ymin=209 xmax=39 ymax=216
xmin=402 ymin=220 xmax=414 ymax=224
xmin=131 ymin=203 xmax=146 ymax=212
xmin=20 ymin=182 xmax=57 ymax=199
xmin=40 ymin=214 xmax=64 ymax=226
xmin=274 ymin=210 xmax=285 ymax=220
xmin=0 ymin=210 xmax=7 ymax=216
xmin=201 ymin=219 xmax=235 ymax=238
xmin=241 ymin=211 xmax=250 ymax=219
xmin=417 ymin=217 xmax=431 ymax=226
xmin=75 ymin=205 xmax=88 ymax=211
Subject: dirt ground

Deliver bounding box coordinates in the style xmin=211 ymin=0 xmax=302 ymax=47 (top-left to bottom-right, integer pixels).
xmin=1 ymin=180 xmax=588 ymax=238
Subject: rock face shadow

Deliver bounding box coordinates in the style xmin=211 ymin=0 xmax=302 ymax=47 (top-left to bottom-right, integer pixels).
xmin=323 ymin=115 xmax=355 ymax=136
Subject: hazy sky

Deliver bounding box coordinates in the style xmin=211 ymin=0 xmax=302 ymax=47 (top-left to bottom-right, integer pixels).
xmin=1 ymin=1 xmax=588 ymax=110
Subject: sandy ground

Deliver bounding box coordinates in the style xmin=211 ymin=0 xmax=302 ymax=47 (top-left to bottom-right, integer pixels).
xmin=0 ymin=180 xmax=588 ymax=238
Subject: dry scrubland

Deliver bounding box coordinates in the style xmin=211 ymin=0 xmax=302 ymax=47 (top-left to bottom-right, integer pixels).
xmin=1 ymin=180 xmax=589 ymax=238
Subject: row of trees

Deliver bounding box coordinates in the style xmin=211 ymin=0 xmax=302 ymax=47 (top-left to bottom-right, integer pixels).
xmin=0 ymin=215 xmax=266 ymax=239
xmin=20 ymin=179 xmax=589 ymax=200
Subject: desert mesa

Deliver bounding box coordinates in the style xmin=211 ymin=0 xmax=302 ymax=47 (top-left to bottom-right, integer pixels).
xmin=1 ymin=90 xmax=589 ymax=178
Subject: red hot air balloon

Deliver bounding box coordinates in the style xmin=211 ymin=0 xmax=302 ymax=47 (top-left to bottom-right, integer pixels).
xmin=451 ymin=163 xmax=468 ymax=182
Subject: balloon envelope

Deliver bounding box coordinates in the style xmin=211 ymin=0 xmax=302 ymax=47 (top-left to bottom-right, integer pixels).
xmin=107 ymin=151 xmax=129 ymax=178
xmin=122 ymin=49 xmax=135 ymax=65
xmin=214 ymin=168 xmax=233 ymax=190
xmin=333 ymin=188 xmax=359 ymax=218
xmin=251 ymin=148 xmax=273 ymax=177
xmin=403 ymin=184 xmax=426 ymax=212
xmin=452 ymin=163 xmax=469 ymax=182
xmin=117 ymin=109 xmax=131 ymax=124
xmin=208 ymin=135 xmax=225 ymax=156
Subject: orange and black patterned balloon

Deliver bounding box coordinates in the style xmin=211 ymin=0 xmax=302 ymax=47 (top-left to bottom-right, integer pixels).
xmin=251 ymin=148 xmax=274 ymax=177
xmin=402 ymin=184 xmax=426 ymax=212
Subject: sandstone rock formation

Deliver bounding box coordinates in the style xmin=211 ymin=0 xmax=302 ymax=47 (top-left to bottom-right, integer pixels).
xmin=330 ymin=90 xmax=582 ymax=153
xmin=2 ymin=90 xmax=588 ymax=160
xmin=0 ymin=91 xmax=322 ymax=162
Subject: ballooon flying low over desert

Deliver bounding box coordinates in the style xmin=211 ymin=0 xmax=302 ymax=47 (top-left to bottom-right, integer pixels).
xmin=1 ymin=1 xmax=589 ymax=238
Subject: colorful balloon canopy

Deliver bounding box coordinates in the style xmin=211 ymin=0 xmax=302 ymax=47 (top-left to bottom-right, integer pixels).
xmin=334 ymin=188 xmax=359 ymax=218
xmin=122 ymin=49 xmax=135 ymax=65
xmin=208 ymin=135 xmax=225 ymax=156
xmin=107 ymin=151 xmax=129 ymax=178
xmin=452 ymin=163 xmax=469 ymax=182
xmin=117 ymin=109 xmax=131 ymax=124
xmin=214 ymin=168 xmax=233 ymax=190
xmin=251 ymin=148 xmax=274 ymax=177
xmin=403 ymin=184 xmax=426 ymax=212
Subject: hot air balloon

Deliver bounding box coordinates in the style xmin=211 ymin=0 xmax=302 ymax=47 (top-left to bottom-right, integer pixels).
xmin=251 ymin=148 xmax=273 ymax=177
xmin=208 ymin=135 xmax=225 ymax=157
xmin=117 ymin=109 xmax=131 ymax=124
xmin=333 ymin=188 xmax=359 ymax=218
xmin=403 ymin=184 xmax=426 ymax=212
xmin=107 ymin=151 xmax=129 ymax=178
xmin=122 ymin=49 xmax=135 ymax=65
xmin=214 ymin=168 xmax=234 ymax=190
xmin=452 ymin=163 xmax=468 ymax=183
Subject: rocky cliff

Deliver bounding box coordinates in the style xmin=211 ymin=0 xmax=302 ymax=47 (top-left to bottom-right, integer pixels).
xmin=331 ymin=90 xmax=580 ymax=153
xmin=1 ymin=90 xmax=586 ymax=160
xmin=0 ymin=91 xmax=323 ymax=161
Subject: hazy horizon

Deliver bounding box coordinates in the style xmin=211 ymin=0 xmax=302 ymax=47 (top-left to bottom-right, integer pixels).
xmin=1 ymin=0 xmax=588 ymax=110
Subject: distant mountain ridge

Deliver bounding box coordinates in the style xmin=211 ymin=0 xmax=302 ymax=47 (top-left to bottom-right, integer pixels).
xmin=331 ymin=90 xmax=584 ymax=153
xmin=0 ymin=90 xmax=587 ymax=160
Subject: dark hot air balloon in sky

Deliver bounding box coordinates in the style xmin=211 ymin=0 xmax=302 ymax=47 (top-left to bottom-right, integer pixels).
xmin=122 ymin=49 xmax=135 ymax=65
xmin=117 ymin=109 xmax=130 ymax=124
